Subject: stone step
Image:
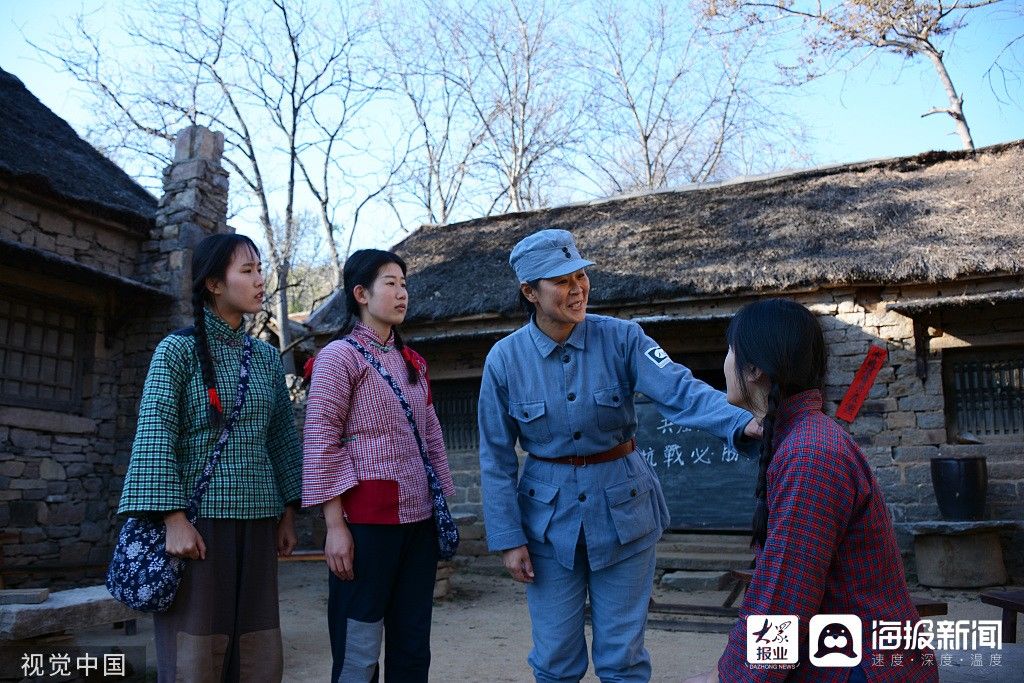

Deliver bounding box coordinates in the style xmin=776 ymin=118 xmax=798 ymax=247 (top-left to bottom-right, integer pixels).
xmin=657 ymin=534 xmax=751 ymax=554
xmin=656 ymin=551 xmax=753 ymax=572
xmin=660 ymin=570 xmax=732 ymax=592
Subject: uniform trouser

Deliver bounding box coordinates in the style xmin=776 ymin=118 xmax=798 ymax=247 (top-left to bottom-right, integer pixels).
xmin=327 ymin=519 xmax=438 ymax=683
xmin=153 ymin=518 xmax=283 ymax=683
xmin=525 ymin=540 xmax=657 ymax=683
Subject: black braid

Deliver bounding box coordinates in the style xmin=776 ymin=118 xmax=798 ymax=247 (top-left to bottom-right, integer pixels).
xmin=192 ymin=289 xmax=222 ymax=428
xmin=392 ymin=328 xmax=420 ymax=385
xmin=751 ymin=381 xmax=781 ymax=548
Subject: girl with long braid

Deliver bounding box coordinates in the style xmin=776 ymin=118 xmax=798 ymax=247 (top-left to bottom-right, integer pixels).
xmin=118 ymin=233 xmax=303 ymax=682
xmin=686 ymin=299 xmax=936 ymax=683
xmin=302 ymin=249 xmax=455 ymax=682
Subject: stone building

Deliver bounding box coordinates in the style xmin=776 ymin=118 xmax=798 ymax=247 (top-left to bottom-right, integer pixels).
xmin=0 ymin=67 xmax=231 ymax=587
xmin=307 ymin=140 xmax=1024 ymax=579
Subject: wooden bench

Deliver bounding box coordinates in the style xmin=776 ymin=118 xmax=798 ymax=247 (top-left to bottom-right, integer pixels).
xmin=723 ymin=569 xmax=948 ymax=617
xmin=980 ymin=588 xmax=1024 ymax=643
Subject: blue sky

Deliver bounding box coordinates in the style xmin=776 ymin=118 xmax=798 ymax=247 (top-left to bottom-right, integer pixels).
xmin=2 ymin=1 xmax=1022 ymax=250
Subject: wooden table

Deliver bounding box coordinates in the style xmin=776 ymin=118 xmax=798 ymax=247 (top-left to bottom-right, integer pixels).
xmin=980 ymin=589 xmax=1024 ymax=644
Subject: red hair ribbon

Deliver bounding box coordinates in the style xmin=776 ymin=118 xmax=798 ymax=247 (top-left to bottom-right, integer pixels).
xmin=401 ymin=346 xmax=433 ymax=405
xmin=303 ymin=355 xmax=316 ymax=384
xmin=207 ymin=387 xmax=223 ymax=414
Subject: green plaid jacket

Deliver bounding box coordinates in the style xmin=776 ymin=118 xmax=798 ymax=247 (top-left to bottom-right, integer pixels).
xmin=118 ymin=310 xmax=303 ymax=519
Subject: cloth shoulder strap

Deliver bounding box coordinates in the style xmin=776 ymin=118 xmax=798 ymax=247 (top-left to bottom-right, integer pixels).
xmin=185 ymin=334 xmax=255 ymax=522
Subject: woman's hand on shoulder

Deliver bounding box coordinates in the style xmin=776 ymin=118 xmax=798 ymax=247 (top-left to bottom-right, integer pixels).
xmin=744 ymin=418 xmax=763 ymax=439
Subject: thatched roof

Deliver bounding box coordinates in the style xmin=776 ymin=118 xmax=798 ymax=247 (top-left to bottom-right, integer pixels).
xmin=0 ymin=69 xmax=157 ymax=229
xmin=309 ymin=140 xmax=1024 ymax=331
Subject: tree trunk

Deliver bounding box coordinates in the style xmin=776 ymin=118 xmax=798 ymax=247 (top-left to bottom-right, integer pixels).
xmin=318 ymin=203 xmax=343 ymax=288
xmin=924 ymin=48 xmax=975 ymax=151
xmin=275 ymin=261 xmax=296 ymax=375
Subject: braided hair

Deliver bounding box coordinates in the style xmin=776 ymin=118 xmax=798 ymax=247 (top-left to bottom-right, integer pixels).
xmin=191 ymin=233 xmax=261 ymax=426
xmin=331 ymin=249 xmax=419 ymax=385
xmin=726 ymin=299 xmax=826 ymax=548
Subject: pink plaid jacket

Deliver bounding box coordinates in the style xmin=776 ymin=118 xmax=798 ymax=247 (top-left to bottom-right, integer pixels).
xmin=302 ymin=323 xmax=455 ymax=523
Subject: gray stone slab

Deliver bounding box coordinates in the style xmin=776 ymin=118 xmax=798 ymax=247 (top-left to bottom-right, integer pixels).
xmin=897 ymin=520 xmax=1024 ymax=536
xmin=0 ymin=589 xmax=49 ymax=606
xmin=661 ymin=570 xmax=731 ymax=592
xmin=0 ymin=586 xmax=140 ymax=641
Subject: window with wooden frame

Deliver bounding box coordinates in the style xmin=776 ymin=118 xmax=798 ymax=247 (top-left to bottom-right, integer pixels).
xmin=942 ymin=346 xmax=1024 ymax=441
xmin=432 ymin=378 xmax=481 ymax=452
xmin=0 ymin=288 xmax=90 ymax=413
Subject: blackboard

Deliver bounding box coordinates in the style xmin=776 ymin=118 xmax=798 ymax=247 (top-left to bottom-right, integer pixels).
xmin=634 ymin=396 xmax=759 ymax=530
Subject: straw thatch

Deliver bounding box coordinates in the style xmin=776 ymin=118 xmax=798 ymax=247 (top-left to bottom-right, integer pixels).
xmin=309 ymin=139 xmax=1024 ymax=332
xmin=0 ymin=68 xmax=157 ymax=229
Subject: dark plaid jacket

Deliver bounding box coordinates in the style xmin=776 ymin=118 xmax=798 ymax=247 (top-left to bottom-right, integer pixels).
xmin=118 ymin=310 xmax=302 ymax=519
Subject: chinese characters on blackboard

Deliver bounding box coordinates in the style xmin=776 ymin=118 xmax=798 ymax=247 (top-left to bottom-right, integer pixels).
xmin=638 ymin=418 xmax=740 ymax=468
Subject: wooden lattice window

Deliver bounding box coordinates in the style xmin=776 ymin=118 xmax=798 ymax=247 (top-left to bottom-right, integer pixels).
xmin=433 ymin=378 xmax=481 ymax=451
xmin=943 ymin=347 xmax=1024 ymax=439
xmin=0 ymin=289 xmax=88 ymax=412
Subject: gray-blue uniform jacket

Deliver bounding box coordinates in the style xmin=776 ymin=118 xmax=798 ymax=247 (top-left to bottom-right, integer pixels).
xmin=478 ymin=314 xmax=756 ymax=571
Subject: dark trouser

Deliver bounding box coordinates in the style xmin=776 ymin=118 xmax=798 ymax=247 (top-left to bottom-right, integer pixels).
xmin=327 ymin=519 xmax=438 ymax=683
xmin=153 ymin=518 xmax=282 ymax=683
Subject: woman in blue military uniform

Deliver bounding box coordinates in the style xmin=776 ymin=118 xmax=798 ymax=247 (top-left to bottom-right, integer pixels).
xmin=478 ymin=229 xmax=760 ymax=682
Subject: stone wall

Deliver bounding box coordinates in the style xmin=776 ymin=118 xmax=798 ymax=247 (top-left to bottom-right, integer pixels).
xmin=0 ymin=183 xmax=142 ymax=279
xmin=0 ymin=256 xmax=146 ymax=587
xmin=0 ymin=126 xmax=231 ymax=588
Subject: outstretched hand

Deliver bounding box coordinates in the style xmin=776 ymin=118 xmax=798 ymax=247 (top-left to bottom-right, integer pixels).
xmin=743 ymin=418 xmax=763 ymax=439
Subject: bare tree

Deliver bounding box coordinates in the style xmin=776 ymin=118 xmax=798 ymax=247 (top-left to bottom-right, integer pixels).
xmin=377 ymin=4 xmax=491 ymax=225
xmin=984 ymin=2 xmax=1024 ymax=106
xmin=440 ymin=0 xmax=584 ymax=213
xmin=35 ymin=0 xmax=383 ymax=373
xmin=703 ymin=0 xmax=1007 ymax=150
xmin=579 ymin=1 xmax=797 ymax=194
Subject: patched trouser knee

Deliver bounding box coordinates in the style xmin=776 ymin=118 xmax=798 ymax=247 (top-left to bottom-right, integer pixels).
xmin=337 ymin=618 xmax=384 ymax=682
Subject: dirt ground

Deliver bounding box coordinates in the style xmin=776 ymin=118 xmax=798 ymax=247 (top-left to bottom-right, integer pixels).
xmin=72 ymin=560 xmax=1018 ymax=682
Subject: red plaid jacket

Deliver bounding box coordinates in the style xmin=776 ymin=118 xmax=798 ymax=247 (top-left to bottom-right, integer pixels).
xmin=301 ymin=323 xmax=455 ymax=523
xmin=717 ymin=390 xmax=938 ymax=682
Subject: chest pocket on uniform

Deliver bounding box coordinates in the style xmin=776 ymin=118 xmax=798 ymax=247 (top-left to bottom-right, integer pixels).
xmin=510 ymin=400 xmax=552 ymax=445
xmin=593 ymin=385 xmax=630 ymax=432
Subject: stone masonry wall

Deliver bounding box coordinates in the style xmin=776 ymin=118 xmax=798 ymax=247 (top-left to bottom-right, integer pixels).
xmin=1 ymin=126 xmax=232 ymax=588
xmin=0 ymin=185 xmax=142 ymax=279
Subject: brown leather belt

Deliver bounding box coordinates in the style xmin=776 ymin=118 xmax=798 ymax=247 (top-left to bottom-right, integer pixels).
xmin=530 ymin=438 xmax=636 ymax=467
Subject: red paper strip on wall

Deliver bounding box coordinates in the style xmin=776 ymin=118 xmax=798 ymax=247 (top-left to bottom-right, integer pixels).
xmin=836 ymin=345 xmax=889 ymax=423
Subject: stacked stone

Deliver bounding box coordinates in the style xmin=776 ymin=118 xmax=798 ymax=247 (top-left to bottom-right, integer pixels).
xmin=0 ymin=195 xmax=140 ymax=278
xmin=136 ymin=125 xmax=230 ymax=323
xmin=1 ymin=408 xmax=117 ymax=587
